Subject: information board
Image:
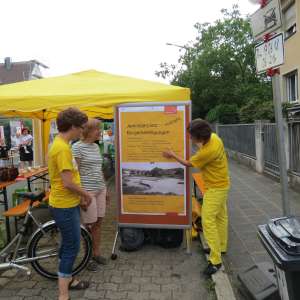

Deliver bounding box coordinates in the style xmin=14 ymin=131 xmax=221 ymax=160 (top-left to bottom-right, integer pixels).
xmin=115 ymin=102 xmax=191 ymax=228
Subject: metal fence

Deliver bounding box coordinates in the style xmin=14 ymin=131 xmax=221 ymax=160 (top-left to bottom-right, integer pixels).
xmin=289 ymin=121 xmax=300 ymax=175
xmin=217 ymin=121 xmax=300 ymax=178
xmin=263 ymin=124 xmax=279 ymax=174
xmin=218 ymin=124 xmax=256 ymax=158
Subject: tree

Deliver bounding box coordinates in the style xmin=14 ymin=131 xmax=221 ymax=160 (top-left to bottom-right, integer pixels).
xmin=239 ymin=99 xmax=275 ymax=123
xmin=156 ymin=5 xmax=273 ymax=123
xmin=206 ymin=104 xmax=240 ymax=124
xmin=238 ymin=100 xmax=294 ymax=123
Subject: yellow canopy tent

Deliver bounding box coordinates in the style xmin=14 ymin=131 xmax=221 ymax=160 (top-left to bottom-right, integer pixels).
xmin=0 ymin=70 xmax=190 ymax=162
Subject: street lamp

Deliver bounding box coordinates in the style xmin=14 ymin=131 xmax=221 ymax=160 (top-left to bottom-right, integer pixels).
xmin=248 ymin=0 xmax=260 ymax=3
xmin=166 ymin=42 xmax=188 ymax=50
xmin=248 ymin=0 xmax=267 ymax=6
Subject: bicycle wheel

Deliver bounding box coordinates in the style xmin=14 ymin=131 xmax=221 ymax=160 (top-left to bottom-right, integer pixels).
xmin=27 ymin=221 xmax=92 ymax=280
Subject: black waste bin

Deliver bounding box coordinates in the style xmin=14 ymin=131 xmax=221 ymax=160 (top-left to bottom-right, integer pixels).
xmin=258 ymin=216 xmax=300 ymax=300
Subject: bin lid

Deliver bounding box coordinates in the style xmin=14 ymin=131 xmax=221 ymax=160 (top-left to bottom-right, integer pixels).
xmin=267 ymin=216 xmax=300 ymax=255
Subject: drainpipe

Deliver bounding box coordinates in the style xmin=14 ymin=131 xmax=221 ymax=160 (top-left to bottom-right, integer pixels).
xmin=4 ymin=57 xmax=12 ymax=70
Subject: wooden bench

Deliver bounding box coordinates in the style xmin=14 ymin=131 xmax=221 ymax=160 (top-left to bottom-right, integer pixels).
xmin=2 ymin=191 xmax=50 ymax=234
xmin=2 ymin=191 xmax=50 ymax=218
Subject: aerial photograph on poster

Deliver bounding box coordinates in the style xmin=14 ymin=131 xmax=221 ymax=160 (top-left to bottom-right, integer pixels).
xmin=121 ymin=162 xmax=185 ymax=196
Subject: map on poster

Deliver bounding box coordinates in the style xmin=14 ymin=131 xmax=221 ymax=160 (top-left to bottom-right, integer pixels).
xmin=118 ymin=104 xmax=189 ymax=221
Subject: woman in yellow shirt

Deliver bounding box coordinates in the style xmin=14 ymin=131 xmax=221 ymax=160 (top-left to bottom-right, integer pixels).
xmin=48 ymin=108 xmax=93 ymax=300
xmin=163 ymin=119 xmax=230 ymax=276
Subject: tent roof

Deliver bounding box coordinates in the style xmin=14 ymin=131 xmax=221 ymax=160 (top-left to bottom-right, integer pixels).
xmin=0 ymin=70 xmax=190 ymax=120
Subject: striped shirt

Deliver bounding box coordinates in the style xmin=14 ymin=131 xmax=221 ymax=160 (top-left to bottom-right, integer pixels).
xmin=72 ymin=141 xmax=106 ymax=192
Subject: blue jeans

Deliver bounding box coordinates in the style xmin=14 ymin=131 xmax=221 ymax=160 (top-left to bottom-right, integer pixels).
xmin=50 ymin=206 xmax=81 ymax=278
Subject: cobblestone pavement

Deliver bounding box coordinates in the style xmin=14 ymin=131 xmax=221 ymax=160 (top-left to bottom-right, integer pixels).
xmin=225 ymin=160 xmax=300 ymax=299
xmin=0 ymin=181 xmax=216 ymax=300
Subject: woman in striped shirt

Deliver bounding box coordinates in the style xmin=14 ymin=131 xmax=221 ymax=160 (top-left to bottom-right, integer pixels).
xmin=72 ymin=118 xmax=109 ymax=272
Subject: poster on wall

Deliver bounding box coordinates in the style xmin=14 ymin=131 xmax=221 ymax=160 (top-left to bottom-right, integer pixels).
xmin=10 ymin=120 xmax=22 ymax=148
xmin=49 ymin=120 xmax=58 ymax=147
xmin=116 ymin=102 xmax=191 ymax=228
xmin=0 ymin=126 xmax=5 ymax=142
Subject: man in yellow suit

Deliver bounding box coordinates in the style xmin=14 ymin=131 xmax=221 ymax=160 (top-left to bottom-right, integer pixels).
xmin=163 ymin=119 xmax=230 ymax=276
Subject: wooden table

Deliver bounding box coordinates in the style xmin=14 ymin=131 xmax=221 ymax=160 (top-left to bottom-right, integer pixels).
xmin=0 ymin=167 xmax=48 ymax=242
xmin=19 ymin=167 xmax=49 ymax=192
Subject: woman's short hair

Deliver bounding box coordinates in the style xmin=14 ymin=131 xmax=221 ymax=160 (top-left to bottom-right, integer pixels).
xmin=82 ymin=118 xmax=101 ymax=139
xmin=187 ymin=119 xmax=212 ymax=141
xmin=56 ymin=107 xmax=88 ymax=132
xmin=21 ymin=127 xmax=29 ymax=134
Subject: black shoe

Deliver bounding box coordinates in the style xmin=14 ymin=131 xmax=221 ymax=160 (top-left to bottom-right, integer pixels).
xmin=93 ymin=255 xmax=107 ymax=265
xmin=87 ymin=261 xmax=99 ymax=272
xmin=203 ymin=262 xmax=222 ymax=276
xmin=203 ymin=248 xmax=226 ymax=255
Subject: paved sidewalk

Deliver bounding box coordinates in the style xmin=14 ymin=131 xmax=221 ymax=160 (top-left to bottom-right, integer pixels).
xmin=0 ymin=182 xmax=216 ymax=300
xmin=225 ymin=159 xmax=300 ymax=299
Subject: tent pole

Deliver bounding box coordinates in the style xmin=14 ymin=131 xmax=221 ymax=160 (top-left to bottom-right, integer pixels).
xmin=32 ymin=119 xmax=43 ymax=167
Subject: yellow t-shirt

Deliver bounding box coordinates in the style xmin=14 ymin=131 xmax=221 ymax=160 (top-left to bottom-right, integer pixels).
xmin=189 ymin=133 xmax=230 ymax=189
xmin=48 ymin=136 xmax=81 ymax=208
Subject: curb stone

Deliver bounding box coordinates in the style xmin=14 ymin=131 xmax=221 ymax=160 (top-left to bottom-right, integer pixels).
xmin=199 ymin=232 xmax=236 ymax=300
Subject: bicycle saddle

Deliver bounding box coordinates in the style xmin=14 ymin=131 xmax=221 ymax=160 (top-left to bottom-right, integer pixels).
xmin=17 ymin=191 xmax=46 ymax=201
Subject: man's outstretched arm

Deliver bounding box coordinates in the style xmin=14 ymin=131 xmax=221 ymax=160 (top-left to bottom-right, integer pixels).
xmin=162 ymin=149 xmax=193 ymax=167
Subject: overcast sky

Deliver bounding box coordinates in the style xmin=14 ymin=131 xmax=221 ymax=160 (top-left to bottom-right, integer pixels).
xmin=1 ymin=0 xmax=259 ymax=82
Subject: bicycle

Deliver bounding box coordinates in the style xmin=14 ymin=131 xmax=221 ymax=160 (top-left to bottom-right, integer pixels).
xmin=0 ymin=191 xmax=92 ymax=279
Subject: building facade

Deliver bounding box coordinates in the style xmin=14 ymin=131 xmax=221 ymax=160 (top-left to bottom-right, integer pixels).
xmin=0 ymin=57 xmax=48 ymax=85
xmin=280 ymin=0 xmax=300 ymax=115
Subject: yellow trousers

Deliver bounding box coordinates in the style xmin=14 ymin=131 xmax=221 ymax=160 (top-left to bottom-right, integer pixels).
xmin=202 ymin=187 xmax=229 ymax=265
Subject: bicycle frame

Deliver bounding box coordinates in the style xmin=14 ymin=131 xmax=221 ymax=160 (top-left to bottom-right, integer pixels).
xmin=0 ymin=204 xmax=57 ymax=274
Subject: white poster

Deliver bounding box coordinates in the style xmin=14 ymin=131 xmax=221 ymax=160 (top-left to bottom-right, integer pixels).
xmin=10 ymin=120 xmax=22 ymax=148
xmin=0 ymin=126 xmax=5 ymax=143
xmin=49 ymin=120 xmax=58 ymax=146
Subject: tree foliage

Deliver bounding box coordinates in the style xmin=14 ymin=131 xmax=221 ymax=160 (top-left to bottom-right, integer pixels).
xmin=239 ymin=99 xmax=275 ymax=123
xmin=206 ymin=104 xmax=240 ymax=124
xmin=156 ymin=5 xmax=273 ymax=123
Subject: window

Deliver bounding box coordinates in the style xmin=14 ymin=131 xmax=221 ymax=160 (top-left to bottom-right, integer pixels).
xmin=31 ymin=64 xmax=42 ymax=79
xmin=283 ymin=2 xmax=296 ymax=39
xmin=286 ymin=71 xmax=298 ymax=103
